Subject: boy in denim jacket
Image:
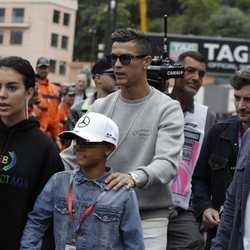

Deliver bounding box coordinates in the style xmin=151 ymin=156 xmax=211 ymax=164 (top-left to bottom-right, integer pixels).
xmin=21 ymin=112 xmax=144 ymax=250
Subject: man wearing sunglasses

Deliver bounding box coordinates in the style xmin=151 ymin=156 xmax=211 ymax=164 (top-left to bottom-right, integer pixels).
xmin=61 ymin=28 xmax=184 ymax=250
xmin=66 ymin=58 xmax=118 ymax=131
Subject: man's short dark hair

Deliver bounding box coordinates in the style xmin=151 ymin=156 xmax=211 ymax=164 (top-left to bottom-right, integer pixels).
xmin=91 ymin=58 xmax=112 ymax=79
xmin=230 ymin=67 xmax=250 ymax=90
xmin=177 ymin=51 xmax=206 ymax=64
xmin=111 ymin=28 xmax=151 ymax=55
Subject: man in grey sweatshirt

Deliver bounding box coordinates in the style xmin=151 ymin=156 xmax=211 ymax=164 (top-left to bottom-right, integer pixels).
xmin=60 ymin=28 xmax=184 ymax=250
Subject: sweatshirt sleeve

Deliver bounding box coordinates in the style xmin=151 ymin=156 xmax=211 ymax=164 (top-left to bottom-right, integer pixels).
xmin=137 ymin=99 xmax=184 ymax=188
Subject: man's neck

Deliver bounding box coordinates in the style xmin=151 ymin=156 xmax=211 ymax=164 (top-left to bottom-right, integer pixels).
xmin=97 ymin=89 xmax=108 ymax=99
xmin=75 ymin=89 xmax=83 ymax=96
xmin=241 ymin=122 xmax=250 ymax=133
xmin=120 ymin=84 xmax=151 ymax=100
xmin=170 ymin=91 xmax=194 ymax=111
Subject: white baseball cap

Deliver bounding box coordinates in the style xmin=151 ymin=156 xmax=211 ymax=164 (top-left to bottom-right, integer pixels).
xmin=59 ymin=112 xmax=119 ymax=147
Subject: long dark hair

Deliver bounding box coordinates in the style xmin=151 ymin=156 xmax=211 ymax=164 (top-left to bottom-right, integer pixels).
xmin=0 ymin=56 xmax=35 ymax=90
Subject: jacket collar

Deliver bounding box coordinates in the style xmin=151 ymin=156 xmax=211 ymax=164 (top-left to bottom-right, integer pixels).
xmin=74 ymin=167 xmax=112 ymax=189
xmin=220 ymin=117 xmax=240 ymax=143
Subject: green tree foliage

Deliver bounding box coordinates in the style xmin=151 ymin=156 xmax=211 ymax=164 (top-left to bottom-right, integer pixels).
xmin=205 ymin=6 xmax=250 ymax=38
xmin=73 ymin=0 xmax=137 ymax=61
xmin=168 ymin=0 xmax=220 ymax=35
xmin=73 ymin=0 xmax=250 ymax=61
xmin=235 ymin=0 xmax=250 ymax=12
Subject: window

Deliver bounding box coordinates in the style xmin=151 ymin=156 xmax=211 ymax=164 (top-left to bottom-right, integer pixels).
xmin=63 ymin=13 xmax=70 ymax=26
xmin=59 ymin=61 xmax=66 ymax=75
xmin=0 ymin=31 xmax=3 ymax=44
xmin=51 ymin=33 xmax=58 ymax=47
xmin=10 ymin=31 xmax=23 ymax=45
xmin=12 ymin=8 xmax=24 ymax=23
xmin=53 ymin=10 xmax=60 ymax=23
xmin=0 ymin=8 xmax=5 ymax=23
xmin=61 ymin=36 xmax=68 ymax=49
xmin=50 ymin=59 xmax=56 ymax=73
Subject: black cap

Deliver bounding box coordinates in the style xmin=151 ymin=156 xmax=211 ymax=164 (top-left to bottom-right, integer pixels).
xmin=63 ymin=86 xmax=75 ymax=95
xmin=91 ymin=58 xmax=113 ymax=79
xmin=36 ymin=57 xmax=50 ymax=67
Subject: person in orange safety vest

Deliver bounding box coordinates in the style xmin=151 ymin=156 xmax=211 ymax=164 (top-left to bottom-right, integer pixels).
xmin=35 ymin=57 xmax=61 ymax=149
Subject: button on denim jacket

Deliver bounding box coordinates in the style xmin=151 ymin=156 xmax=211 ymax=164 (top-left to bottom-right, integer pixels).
xmin=21 ymin=168 xmax=145 ymax=250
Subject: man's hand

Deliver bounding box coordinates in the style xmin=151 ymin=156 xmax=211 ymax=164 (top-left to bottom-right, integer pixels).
xmin=105 ymin=172 xmax=135 ymax=191
xmin=202 ymin=208 xmax=220 ymax=228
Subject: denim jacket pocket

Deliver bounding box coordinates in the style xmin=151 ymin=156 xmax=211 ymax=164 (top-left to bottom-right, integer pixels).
xmin=92 ymin=206 xmax=122 ymax=243
xmin=54 ymin=197 xmax=78 ymax=233
xmin=55 ymin=197 xmax=78 ymax=214
xmin=208 ymin=154 xmax=228 ymax=171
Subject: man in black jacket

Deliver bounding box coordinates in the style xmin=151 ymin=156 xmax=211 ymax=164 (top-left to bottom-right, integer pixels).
xmin=192 ymin=67 xmax=250 ymax=249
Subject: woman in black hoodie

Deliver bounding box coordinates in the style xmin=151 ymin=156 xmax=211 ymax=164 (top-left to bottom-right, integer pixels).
xmin=0 ymin=56 xmax=64 ymax=249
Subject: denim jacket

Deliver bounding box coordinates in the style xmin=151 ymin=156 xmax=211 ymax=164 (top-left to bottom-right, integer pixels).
xmin=21 ymin=167 xmax=145 ymax=250
xmin=211 ymin=128 xmax=250 ymax=250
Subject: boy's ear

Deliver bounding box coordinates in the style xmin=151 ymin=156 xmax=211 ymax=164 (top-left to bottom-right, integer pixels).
xmin=105 ymin=143 xmax=116 ymax=157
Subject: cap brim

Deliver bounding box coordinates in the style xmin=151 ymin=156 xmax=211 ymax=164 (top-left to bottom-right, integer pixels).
xmin=59 ymin=130 xmax=102 ymax=142
xmin=37 ymin=64 xmax=49 ymax=67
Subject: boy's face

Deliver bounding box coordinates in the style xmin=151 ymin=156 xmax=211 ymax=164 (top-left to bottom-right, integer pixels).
xmin=73 ymin=138 xmax=113 ymax=168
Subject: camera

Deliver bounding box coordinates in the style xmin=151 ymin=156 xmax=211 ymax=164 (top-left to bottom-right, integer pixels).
xmin=147 ymin=15 xmax=184 ymax=93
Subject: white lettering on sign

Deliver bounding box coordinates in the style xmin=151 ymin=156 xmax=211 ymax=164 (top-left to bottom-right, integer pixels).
xmin=234 ymin=46 xmax=248 ymax=63
xmin=204 ymin=43 xmax=249 ymax=63
xmin=170 ymin=42 xmax=198 ymax=53
xmin=217 ymin=45 xmax=234 ymax=62
xmin=204 ymin=43 xmax=220 ymax=60
xmin=169 ymin=42 xmax=198 ymax=61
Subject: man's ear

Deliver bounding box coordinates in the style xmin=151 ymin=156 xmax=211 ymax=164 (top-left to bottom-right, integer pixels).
xmin=143 ymin=55 xmax=152 ymax=68
xmin=95 ymin=74 xmax=102 ymax=83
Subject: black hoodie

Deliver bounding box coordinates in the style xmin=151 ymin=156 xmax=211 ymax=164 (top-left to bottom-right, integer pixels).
xmin=0 ymin=117 xmax=64 ymax=249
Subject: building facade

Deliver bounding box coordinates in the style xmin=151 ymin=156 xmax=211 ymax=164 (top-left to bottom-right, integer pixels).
xmin=0 ymin=0 xmax=78 ymax=83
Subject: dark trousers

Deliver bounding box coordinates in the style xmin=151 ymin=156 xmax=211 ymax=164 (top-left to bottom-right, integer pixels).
xmin=167 ymin=209 xmax=205 ymax=250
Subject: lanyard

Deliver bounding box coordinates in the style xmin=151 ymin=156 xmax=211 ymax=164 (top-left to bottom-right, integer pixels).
xmin=67 ymin=173 xmax=108 ymax=242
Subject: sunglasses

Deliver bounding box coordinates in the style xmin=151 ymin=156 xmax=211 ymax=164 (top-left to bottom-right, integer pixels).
xmin=106 ymin=54 xmax=147 ymax=66
xmin=102 ymin=72 xmax=116 ymax=79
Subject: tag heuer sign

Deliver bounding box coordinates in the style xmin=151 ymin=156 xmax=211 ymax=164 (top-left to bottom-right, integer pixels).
xmin=147 ymin=32 xmax=250 ymax=75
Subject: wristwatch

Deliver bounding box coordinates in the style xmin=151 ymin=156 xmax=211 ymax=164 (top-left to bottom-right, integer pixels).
xmin=129 ymin=172 xmax=141 ymax=187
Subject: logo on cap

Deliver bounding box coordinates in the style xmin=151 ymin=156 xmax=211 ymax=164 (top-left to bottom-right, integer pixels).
xmin=78 ymin=116 xmax=90 ymax=128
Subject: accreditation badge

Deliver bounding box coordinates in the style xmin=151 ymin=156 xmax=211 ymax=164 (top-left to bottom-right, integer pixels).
xmin=65 ymin=241 xmax=76 ymax=250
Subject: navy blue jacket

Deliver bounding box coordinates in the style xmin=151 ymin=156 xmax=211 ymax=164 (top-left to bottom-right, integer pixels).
xmin=211 ymin=128 xmax=250 ymax=249
xmin=192 ymin=117 xmax=240 ymax=247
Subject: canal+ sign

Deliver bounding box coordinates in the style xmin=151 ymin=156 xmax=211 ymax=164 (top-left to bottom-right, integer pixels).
xmin=148 ymin=33 xmax=250 ymax=75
